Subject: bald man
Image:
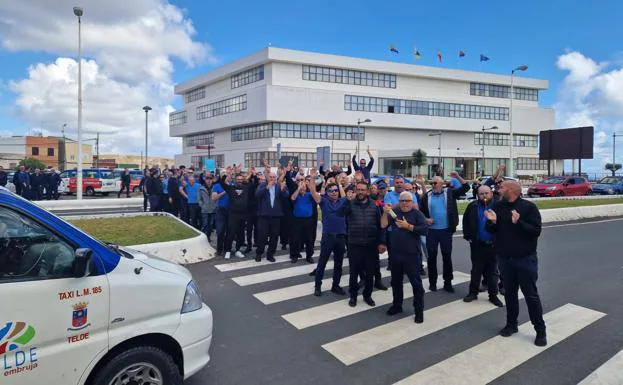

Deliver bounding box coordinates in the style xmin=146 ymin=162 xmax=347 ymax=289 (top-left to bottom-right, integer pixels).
xmin=462 ymin=185 xmax=503 ymax=307
xmin=484 ymin=180 xmax=547 ymax=347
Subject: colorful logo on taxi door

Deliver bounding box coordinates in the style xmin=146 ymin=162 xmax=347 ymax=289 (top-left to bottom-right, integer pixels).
xmin=68 ymin=302 xmax=90 ymax=331
xmin=0 ymin=321 xmax=39 ymax=377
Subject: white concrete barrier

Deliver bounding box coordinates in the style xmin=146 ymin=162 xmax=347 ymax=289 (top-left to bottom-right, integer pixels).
xmin=65 ymin=211 xmax=215 ymax=264
xmin=37 ymin=197 xmax=143 ymax=210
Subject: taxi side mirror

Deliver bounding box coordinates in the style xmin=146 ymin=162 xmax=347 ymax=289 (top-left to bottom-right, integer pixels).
xmin=73 ymin=248 xmax=94 ymax=278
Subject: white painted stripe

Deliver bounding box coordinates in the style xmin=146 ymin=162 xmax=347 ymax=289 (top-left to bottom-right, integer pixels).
xmin=215 ymin=252 xmax=318 ymax=272
xmin=254 ymin=269 xmax=392 ymax=305
xmin=324 ymin=289 xmax=522 ymax=365
xmin=578 ymin=349 xmax=623 ymax=385
xmin=232 ymin=254 xmax=389 ymax=287
xmin=282 ymin=272 xmax=470 ymax=330
xmin=393 ymin=303 xmax=605 ymax=385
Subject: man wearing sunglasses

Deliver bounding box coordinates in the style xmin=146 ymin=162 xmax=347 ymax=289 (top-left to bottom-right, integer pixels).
xmin=310 ymin=171 xmax=348 ymax=297
xmin=420 ymin=174 xmax=469 ymax=292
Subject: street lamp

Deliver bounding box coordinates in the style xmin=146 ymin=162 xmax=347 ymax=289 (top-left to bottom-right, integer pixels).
xmin=143 ymin=106 xmax=152 ymax=169
xmin=509 ymin=64 xmax=528 ymax=178
xmin=73 ymin=6 xmax=84 ymax=199
xmin=480 ymin=125 xmax=498 ymax=176
xmin=614 ymin=132 xmax=622 ymax=175
xmin=429 ymin=131 xmax=443 ymax=176
xmin=356 ymin=118 xmax=371 ymax=158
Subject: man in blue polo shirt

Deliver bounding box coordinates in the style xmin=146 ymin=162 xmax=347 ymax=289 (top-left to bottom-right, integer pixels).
xmin=289 ymin=174 xmax=315 ymax=263
xmin=212 ymin=171 xmax=230 ymax=257
xmin=310 ymin=169 xmax=348 ymax=297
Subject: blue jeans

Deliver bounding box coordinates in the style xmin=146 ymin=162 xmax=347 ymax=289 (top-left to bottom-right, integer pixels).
xmin=426 ymin=228 xmax=454 ymax=285
xmin=315 ymin=234 xmax=346 ymax=288
xmin=202 ymin=212 xmax=215 ymax=238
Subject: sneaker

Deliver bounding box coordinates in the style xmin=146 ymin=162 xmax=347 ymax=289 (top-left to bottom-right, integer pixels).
xmin=386 ymin=306 xmax=403 ymax=316
xmin=290 ymin=257 xmax=297 ymax=264
xmin=331 ymin=286 xmax=346 ymax=296
xmin=500 ymin=324 xmax=519 ymax=337
xmin=306 ymin=256 xmax=314 ymax=264
xmin=267 ymin=255 xmax=276 ymax=263
xmin=314 ymin=287 xmax=322 ymax=297
xmin=489 ymin=295 xmax=504 ymax=308
xmin=443 ymin=282 xmax=455 ymax=293
xmin=534 ymin=331 xmax=547 ymax=347
xmin=308 ymin=269 xmax=317 ymax=277
xmin=348 ymin=297 xmax=357 ymax=307
xmin=363 ymin=297 xmax=376 ymax=307
xmin=414 ymin=313 xmax=424 ymax=324
xmin=429 ymin=284 xmax=437 ymax=292
xmin=375 ymin=282 xmax=388 ymax=291
xmin=463 ymin=293 xmax=478 ymax=303
xmin=235 ymin=251 xmax=245 ymax=259
xmin=224 ymin=252 xmax=231 ymax=260
xmin=255 ymin=255 xmax=261 ymax=262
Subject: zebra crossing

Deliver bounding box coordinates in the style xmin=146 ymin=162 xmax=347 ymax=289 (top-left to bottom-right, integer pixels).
xmin=213 ymin=249 xmax=620 ymax=384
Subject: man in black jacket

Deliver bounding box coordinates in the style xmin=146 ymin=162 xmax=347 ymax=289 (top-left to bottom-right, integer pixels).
xmin=145 ymin=168 xmax=162 ymax=212
xmin=220 ymin=167 xmax=257 ymax=258
xmin=30 ymin=168 xmax=44 ymax=201
xmin=484 ymin=180 xmax=547 ymax=347
xmin=338 ymin=180 xmax=386 ymax=308
xmin=118 ymin=168 xmax=131 ymax=198
xmin=462 ymin=185 xmax=504 ymax=307
xmin=0 ymin=166 xmax=7 ymax=187
xmin=420 ymin=175 xmax=469 ymax=292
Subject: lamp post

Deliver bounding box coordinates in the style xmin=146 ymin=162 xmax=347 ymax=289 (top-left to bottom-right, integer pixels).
xmin=356 ymin=118 xmax=371 ymax=158
xmin=73 ymin=6 xmax=84 ymax=199
xmin=509 ymin=64 xmax=528 ymax=178
xmin=614 ymin=132 xmax=621 ymax=175
xmin=480 ymin=125 xmax=498 ymax=176
xmin=429 ymin=131 xmax=443 ymax=176
xmin=143 ymin=106 xmax=152 ymax=169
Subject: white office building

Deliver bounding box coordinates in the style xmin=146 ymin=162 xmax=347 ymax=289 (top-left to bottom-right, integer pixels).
xmin=170 ymin=47 xmax=556 ymax=179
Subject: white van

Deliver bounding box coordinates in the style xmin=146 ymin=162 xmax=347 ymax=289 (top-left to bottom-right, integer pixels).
xmin=0 ymin=186 xmax=213 ymax=384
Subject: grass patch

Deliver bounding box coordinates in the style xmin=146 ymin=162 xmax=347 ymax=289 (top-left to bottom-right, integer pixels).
xmin=69 ymin=215 xmax=198 ymax=246
xmin=457 ymin=197 xmax=623 ymax=215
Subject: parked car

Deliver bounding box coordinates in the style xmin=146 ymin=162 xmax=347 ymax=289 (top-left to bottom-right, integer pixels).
xmin=0 ymin=186 xmax=213 ymax=384
xmin=371 ymin=175 xmax=412 ymax=189
xmin=590 ymin=176 xmax=623 ymax=195
xmin=527 ymin=176 xmax=592 ymax=197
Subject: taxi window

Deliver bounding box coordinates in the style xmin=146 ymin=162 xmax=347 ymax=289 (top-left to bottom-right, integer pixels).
xmin=0 ymin=206 xmax=75 ymax=283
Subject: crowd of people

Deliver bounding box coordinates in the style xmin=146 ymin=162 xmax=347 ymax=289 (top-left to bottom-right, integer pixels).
xmin=0 ymin=165 xmax=62 ymax=200
xmin=138 ymin=156 xmax=547 ymax=346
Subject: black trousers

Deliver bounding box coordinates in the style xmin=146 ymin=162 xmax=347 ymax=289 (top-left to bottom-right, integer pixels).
xmin=290 ymin=217 xmax=314 ymax=259
xmin=469 ymin=241 xmax=498 ymax=296
xmin=315 ymin=234 xmax=346 ymax=288
xmin=180 ymin=198 xmax=189 ymax=223
xmin=280 ymin=215 xmax=292 ymax=247
xmin=499 ymin=254 xmax=546 ymax=332
xmin=348 ymin=244 xmax=378 ymax=299
xmin=225 ymin=212 xmax=246 ymax=252
xmin=169 ymin=197 xmax=180 ymax=217
xmin=46 ymin=185 xmax=59 ymax=200
xmin=149 ymin=195 xmax=160 ymax=212
xmin=256 ymin=216 xmax=281 ymax=259
xmin=143 ymin=192 xmax=148 ymax=212
xmin=187 ymin=203 xmax=201 ymax=229
xmin=426 ymin=228 xmax=454 ymax=285
xmin=118 ymin=183 xmax=130 ymax=197
xmin=246 ymin=211 xmax=258 ymax=247
xmin=391 ymin=255 xmax=424 ymax=315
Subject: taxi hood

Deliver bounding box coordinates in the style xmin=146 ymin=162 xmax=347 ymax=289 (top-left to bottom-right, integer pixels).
xmin=120 ymin=246 xmax=192 ymax=280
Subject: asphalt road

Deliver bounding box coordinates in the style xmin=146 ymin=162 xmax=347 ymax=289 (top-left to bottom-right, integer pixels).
xmin=186 ymin=218 xmax=623 ymax=385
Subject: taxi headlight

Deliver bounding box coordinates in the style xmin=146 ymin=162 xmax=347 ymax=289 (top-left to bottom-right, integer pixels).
xmin=181 ymin=280 xmax=203 ymax=314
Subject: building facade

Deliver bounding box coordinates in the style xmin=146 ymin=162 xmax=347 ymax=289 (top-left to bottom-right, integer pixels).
xmin=26 ymin=136 xmax=60 ymax=169
xmin=170 ymin=48 xmax=556 ymax=179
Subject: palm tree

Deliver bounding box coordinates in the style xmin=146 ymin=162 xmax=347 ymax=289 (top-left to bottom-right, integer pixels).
xmin=411 ymin=149 xmax=427 ymax=176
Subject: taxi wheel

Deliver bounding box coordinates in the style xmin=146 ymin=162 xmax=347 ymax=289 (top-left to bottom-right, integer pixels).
xmin=85 ymin=187 xmax=95 ymax=196
xmin=90 ymin=346 xmax=182 ymax=385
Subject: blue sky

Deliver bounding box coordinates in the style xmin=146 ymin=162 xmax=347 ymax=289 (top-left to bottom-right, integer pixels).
xmin=1 ymin=0 xmax=622 ymax=172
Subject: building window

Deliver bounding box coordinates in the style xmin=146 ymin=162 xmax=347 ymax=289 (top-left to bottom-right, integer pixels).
xmin=516 ymin=157 xmax=548 ymax=170
xmin=185 ymin=87 xmax=206 ymax=103
xmin=474 ymin=133 xmax=538 ymax=147
xmin=196 ymin=94 xmax=247 ymax=120
xmin=231 ymin=65 xmax=264 ymax=89
xmin=244 ymin=151 xmax=351 ymax=169
xmin=169 ymin=110 xmax=187 ymax=127
xmin=184 ymin=133 xmax=215 ymax=147
xmin=231 ymin=122 xmax=365 ymax=142
xmin=303 ymin=65 xmax=396 ymax=89
xmin=32 ymin=147 xmax=39 ymax=156
xmin=191 ymin=154 xmax=225 ymax=169
xmin=470 ymin=83 xmax=539 ymax=101
xmin=345 ymin=95 xmax=509 ymax=121
xmin=47 ymin=148 xmax=54 ymax=156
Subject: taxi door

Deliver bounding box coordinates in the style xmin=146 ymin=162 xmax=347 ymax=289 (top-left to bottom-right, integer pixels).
xmin=0 ymin=204 xmax=110 ymax=384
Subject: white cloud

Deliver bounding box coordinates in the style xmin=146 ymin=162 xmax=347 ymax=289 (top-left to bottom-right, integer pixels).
xmin=0 ymin=0 xmax=215 ymax=158
xmin=554 ymin=51 xmax=623 ymax=173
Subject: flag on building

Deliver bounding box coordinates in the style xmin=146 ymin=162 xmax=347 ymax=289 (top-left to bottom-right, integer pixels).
xmin=390 ymin=44 xmax=399 ymax=54
xmin=459 ymin=50 xmax=465 ymax=58
xmin=480 ymin=54 xmax=490 ymax=62
xmin=413 ymin=48 xmax=421 ymax=60
xmin=437 ymin=50 xmax=443 ymax=63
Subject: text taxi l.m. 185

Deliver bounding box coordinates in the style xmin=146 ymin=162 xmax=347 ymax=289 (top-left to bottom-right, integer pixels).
xmin=0 ymin=186 xmax=213 ymax=385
